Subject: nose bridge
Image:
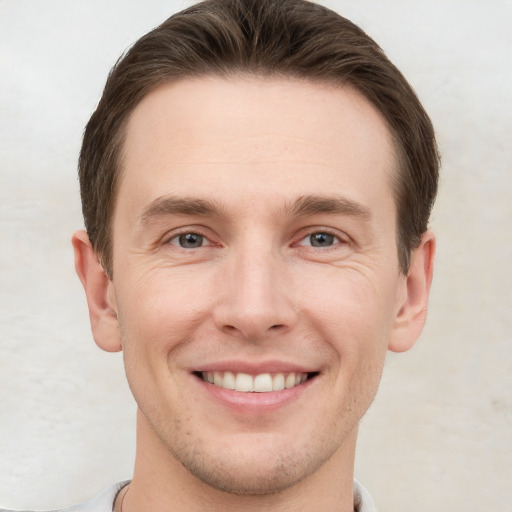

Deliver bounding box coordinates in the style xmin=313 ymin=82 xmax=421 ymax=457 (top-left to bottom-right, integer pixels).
xmin=214 ymin=235 xmax=296 ymax=339
xmin=237 ymin=243 xmax=278 ymax=309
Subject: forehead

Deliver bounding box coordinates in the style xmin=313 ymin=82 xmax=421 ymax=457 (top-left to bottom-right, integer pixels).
xmin=119 ymin=76 xmax=397 ymax=217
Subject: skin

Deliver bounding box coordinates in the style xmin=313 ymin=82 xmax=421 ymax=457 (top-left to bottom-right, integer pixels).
xmin=73 ymin=76 xmax=435 ymax=512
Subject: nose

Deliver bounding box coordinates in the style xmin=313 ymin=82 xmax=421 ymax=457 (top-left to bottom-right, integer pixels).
xmin=212 ymin=246 xmax=298 ymax=341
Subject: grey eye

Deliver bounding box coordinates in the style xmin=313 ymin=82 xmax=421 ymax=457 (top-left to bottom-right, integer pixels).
xmin=177 ymin=233 xmax=204 ymax=248
xmin=309 ymin=232 xmax=335 ymax=247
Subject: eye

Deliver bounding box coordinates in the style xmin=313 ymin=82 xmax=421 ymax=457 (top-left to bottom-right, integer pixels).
xmin=298 ymin=232 xmax=340 ymax=248
xmin=169 ymin=232 xmax=205 ymax=249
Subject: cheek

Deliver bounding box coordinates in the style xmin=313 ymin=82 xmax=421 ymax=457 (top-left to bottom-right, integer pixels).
xmin=303 ymin=267 xmax=397 ymax=345
xmin=115 ymin=268 xmax=216 ymax=363
xmin=301 ymin=268 xmax=395 ymax=405
xmin=115 ymin=273 xmax=205 ymax=414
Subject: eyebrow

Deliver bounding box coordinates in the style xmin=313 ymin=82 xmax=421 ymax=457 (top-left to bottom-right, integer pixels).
xmin=139 ymin=193 xmax=371 ymax=227
xmin=139 ymin=196 xmax=226 ymax=226
xmin=288 ymin=194 xmax=372 ymax=220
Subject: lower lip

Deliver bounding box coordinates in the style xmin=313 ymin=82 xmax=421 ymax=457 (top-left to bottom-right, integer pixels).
xmin=193 ymin=374 xmax=316 ymax=414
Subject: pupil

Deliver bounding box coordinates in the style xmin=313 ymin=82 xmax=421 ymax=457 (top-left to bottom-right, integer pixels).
xmin=311 ymin=233 xmax=333 ymax=247
xmin=179 ymin=233 xmax=203 ymax=248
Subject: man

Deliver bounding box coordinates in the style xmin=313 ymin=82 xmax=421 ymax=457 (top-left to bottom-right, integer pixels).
xmin=6 ymin=0 xmax=439 ymax=510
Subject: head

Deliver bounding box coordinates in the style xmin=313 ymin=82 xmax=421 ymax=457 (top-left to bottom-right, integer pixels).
xmin=79 ymin=0 xmax=439 ymax=279
xmin=73 ymin=0 xmax=438 ymax=501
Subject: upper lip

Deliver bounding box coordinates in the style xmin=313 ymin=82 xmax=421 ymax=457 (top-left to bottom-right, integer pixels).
xmin=192 ymin=360 xmax=319 ymax=375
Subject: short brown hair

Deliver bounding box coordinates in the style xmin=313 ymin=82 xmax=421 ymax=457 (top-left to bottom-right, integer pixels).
xmin=79 ymin=0 xmax=439 ymax=276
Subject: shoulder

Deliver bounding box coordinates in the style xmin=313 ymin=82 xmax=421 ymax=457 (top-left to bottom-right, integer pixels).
xmin=0 ymin=481 xmax=129 ymax=512
xmin=354 ymin=479 xmax=378 ymax=512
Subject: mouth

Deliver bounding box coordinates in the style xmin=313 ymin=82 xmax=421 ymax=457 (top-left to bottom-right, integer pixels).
xmin=194 ymin=371 xmax=319 ymax=393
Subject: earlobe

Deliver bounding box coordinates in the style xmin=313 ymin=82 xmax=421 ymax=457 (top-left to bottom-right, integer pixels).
xmin=388 ymin=230 xmax=436 ymax=353
xmin=72 ymin=230 xmax=122 ymax=353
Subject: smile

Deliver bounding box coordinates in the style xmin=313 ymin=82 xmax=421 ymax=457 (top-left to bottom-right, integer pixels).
xmin=199 ymin=371 xmax=316 ymax=393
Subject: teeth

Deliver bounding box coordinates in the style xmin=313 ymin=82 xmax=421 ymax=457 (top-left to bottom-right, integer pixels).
xmin=272 ymin=373 xmax=285 ymax=391
xmin=235 ymin=372 xmax=253 ymax=392
xmin=223 ymin=371 xmax=235 ymax=390
xmin=254 ymin=373 xmax=273 ymax=392
xmin=201 ymin=371 xmax=309 ymax=392
xmin=285 ymin=373 xmax=296 ymax=389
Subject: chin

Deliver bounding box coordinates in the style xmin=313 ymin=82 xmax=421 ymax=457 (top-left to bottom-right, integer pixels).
xmin=178 ymin=446 xmax=322 ymax=495
xmin=157 ymin=424 xmax=344 ymax=496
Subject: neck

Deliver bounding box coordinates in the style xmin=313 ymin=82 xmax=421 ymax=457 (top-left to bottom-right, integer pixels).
xmin=123 ymin=409 xmax=358 ymax=512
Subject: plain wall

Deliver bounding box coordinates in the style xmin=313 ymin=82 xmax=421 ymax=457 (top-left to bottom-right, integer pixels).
xmin=1 ymin=1 xmax=511 ymax=510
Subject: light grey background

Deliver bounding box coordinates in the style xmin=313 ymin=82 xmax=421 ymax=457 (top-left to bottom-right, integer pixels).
xmin=1 ymin=1 xmax=511 ymax=510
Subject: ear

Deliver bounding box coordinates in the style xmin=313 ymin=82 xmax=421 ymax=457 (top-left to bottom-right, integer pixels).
xmin=72 ymin=230 xmax=122 ymax=352
xmin=388 ymin=230 xmax=436 ymax=353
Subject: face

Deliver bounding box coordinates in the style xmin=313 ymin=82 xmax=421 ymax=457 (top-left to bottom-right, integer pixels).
xmin=103 ymin=77 xmax=413 ymax=493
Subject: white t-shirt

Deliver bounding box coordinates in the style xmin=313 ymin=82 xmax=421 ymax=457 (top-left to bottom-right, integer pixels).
xmin=1 ymin=480 xmax=376 ymax=511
